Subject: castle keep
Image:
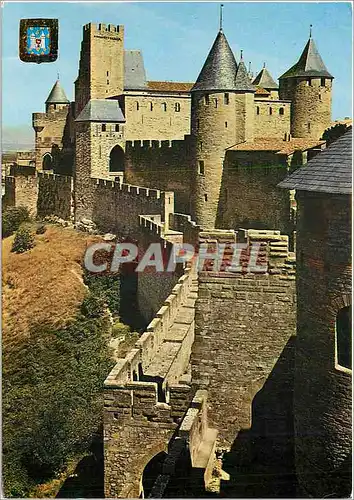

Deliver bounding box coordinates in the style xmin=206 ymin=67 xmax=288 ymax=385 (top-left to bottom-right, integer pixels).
xmin=3 ymin=14 xmax=351 ymax=498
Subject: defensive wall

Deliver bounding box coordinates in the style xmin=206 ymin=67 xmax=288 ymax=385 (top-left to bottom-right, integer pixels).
xmin=218 ymin=150 xmax=295 ymax=238
xmin=192 ymin=229 xmax=297 ymax=453
xmin=104 ymin=260 xmax=200 ymax=498
xmin=3 ymin=172 xmax=73 ymax=220
xmin=124 ymin=139 xmax=192 ymax=214
xmin=253 ymin=100 xmax=291 ymax=139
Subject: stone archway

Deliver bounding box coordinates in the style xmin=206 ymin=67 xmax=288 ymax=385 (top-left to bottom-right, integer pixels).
xmin=109 ymin=145 xmax=125 ymax=172
xmin=141 ymin=451 xmax=167 ymax=498
xmin=42 ymin=153 xmax=53 ymax=170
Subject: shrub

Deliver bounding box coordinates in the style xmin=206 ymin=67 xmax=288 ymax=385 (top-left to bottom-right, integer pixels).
xmin=11 ymin=227 xmax=35 ymax=254
xmin=2 ymin=206 xmax=31 ymax=238
xmin=35 ymin=223 xmax=46 ymax=235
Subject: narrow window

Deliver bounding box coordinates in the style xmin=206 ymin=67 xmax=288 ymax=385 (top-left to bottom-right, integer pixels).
xmin=204 ymin=95 xmax=210 ymax=105
xmin=213 ymin=98 xmax=218 ymax=108
xmin=99 ymin=145 xmax=102 ymax=158
xmin=136 ymin=101 xmax=139 ymax=111
xmin=319 ymin=94 xmax=322 ymax=101
xmin=204 ymin=193 xmax=208 ymax=202
xmin=269 ymin=107 xmax=272 ymax=115
xmin=115 ymin=124 xmax=119 ymax=132
xmin=150 ymin=102 xmax=153 ymax=111
xmin=336 ymin=306 xmax=352 ymax=370
xmin=107 ymin=80 xmax=109 ymax=85
xmin=107 ymin=71 xmax=109 ymax=76
xmin=200 ymin=141 xmax=203 ymax=151
xmin=307 ymin=78 xmax=312 ymax=86
xmin=53 ymin=104 xmax=57 ymax=110
xmin=102 ymin=124 xmax=106 ymax=132
xmin=307 ymin=122 xmax=311 ymax=133
xmin=224 ymin=93 xmax=229 ymax=105
xmin=162 ymin=102 xmax=167 ymax=112
xmin=279 ymin=107 xmax=284 ymax=116
xmin=198 ymin=160 xmax=205 ymax=175
xmin=225 ymin=121 xmax=228 ymax=128
xmin=256 ymin=106 xmax=260 ymax=115
xmin=321 ymin=78 xmax=326 ymax=87
xmin=196 ymin=119 xmax=200 ymax=129
xmin=175 ymin=102 xmax=181 ymax=112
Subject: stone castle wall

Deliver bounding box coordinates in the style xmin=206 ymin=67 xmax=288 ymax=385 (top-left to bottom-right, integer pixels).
xmin=294 ymin=191 xmax=352 ymax=497
xmin=254 ymin=100 xmax=291 ymax=139
xmin=37 ymin=173 xmax=74 ymax=220
xmin=125 ymin=139 xmax=192 ymax=214
xmin=123 ymin=94 xmax=191 ymax=141
xmin=192 ymin=229 xmax=296 ymax=448
xmin=3 ymin=175 xmax=39 ymax=216
xmin=217 ymin=150 xmax=294 ymax=236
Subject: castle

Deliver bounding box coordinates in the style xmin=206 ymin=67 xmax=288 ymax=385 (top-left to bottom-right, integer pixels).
xmin=3 ymin=15 xmax=351 ymax=499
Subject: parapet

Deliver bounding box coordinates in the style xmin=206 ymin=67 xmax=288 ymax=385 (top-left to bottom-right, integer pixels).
xmin=83 ymin=22 xmax=123 ymax=36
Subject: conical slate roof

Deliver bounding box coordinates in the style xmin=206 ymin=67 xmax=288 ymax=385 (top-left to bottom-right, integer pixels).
xmin=234 ymin=60 xmax=256 ymax=92
xmin=46 ymin=80 xmax=70 ymax=104
xmin=280 ymin=37 xmax=333 ymax=79
xmin=192 ymin=30 xmax=238 ymax=92
xmin=252 ymin=66 xmax=278 ymax=89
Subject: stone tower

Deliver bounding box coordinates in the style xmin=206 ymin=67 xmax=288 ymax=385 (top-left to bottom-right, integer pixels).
xmin=279 ymin=33 xmax=333 ymax=140
xmin=74 ymin=23 xmax=124 ymax=116
xmin=190 ymin=30 xmax=255 ymax=229
xmin=279 ymin=130 xmax=352 ymax=497
xmin=32 ymin=79 xmax=71 ymax=171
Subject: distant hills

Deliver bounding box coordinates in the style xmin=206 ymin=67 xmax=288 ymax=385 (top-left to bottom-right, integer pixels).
xmin=2 ymin=125 xmax=35 ymax=152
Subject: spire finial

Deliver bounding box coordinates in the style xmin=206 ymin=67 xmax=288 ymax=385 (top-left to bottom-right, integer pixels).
xmin=309 ymin=24 xmax=312 ymax=38
xmin=240 ymin=49 xmax=243 ymax=61
xmin=248 ymin=61 xmax=252 ymax=72
xmin=263 ymin=62 xmax=266 ymax=68
xmin=219 ymin=4 xmax=224 ymax=32
xmin=57 ymin=72 xmax=60 ymax=80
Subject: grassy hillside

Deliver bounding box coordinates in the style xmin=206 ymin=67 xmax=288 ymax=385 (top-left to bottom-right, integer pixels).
xmin=2 ymin=225 xmax=117 ymax=497
xmin=2 ymin=225 xmax=99 ymax=352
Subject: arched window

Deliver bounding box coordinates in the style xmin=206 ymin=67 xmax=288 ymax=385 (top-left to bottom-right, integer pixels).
xmin=269 ymin=107 xmax=272 ymax=116
xmin=115 ymin=124 xmax=120 ymax=132
xmin=42 ymin=153 xmax=53 ymax=170
xmin=175 ymin=102 xmax=180 ymax=112
xmin=109 ymin=145 xmax=125 ymax=172
xmin=279 ymin=107 xmax=284 ymax=115
xmin=102 ymin=124 xmax=106 ymax=132
xmin=336 ymin=306 xmax=352 ymax=370
xmin=256 ymin=106 xmax=260 ymax=115
xmin=162 ymin=102 xmax=167 ymax=112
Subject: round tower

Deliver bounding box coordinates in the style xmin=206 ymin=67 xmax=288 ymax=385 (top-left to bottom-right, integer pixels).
xmin=279 ymin=32 xmax=333 ymax=140
xmin=45 ymin=78 xmax=70 ymax=113
xmin=190 ymin=32 xmax=255 ymax=229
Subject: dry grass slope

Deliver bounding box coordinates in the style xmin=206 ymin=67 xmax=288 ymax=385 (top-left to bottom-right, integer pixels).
xmin=2 ymin=225 xmax=100 ymax=351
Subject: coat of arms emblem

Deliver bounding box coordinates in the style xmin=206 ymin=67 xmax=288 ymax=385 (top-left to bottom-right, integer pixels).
xmin=19 ymin=19 xmax=58 ymax=63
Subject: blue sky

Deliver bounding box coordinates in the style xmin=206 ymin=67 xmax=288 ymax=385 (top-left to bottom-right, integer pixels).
xmin=2 ymin=1 xmax=352 ymax=149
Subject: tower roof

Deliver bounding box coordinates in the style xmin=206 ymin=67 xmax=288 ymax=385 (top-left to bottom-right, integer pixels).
xmin=234 ymin=59 xmax=256 ymax=92
xmin=45 ymin=80 xmax=70 ymax=104
xmin=192 ymin=30 xmax=238 ymax=92
xmin=75 ymin=99 xmax=125 ymax=122
xmin=278 ymin=130 xmax=352 ymax=194
xmin=252 ymin=66 xmax=278 ymax=89
xmin=279 ymin=37 xmax=333 ymax=79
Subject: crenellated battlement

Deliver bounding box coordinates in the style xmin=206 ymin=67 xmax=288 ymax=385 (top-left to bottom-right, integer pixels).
xmin=83 ymin=22 xmax=123 ymax=34
xmin=125 ymin=139 xmax=186 ymax=151
xmin=94 ymin=177 xmax=162 ymax=199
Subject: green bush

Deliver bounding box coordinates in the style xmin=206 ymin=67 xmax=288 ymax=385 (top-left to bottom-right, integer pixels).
xmin=2 ymin=206 xmax=31 ymax=238
xmin=11 ymin=226 xmax=35 ymax=254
